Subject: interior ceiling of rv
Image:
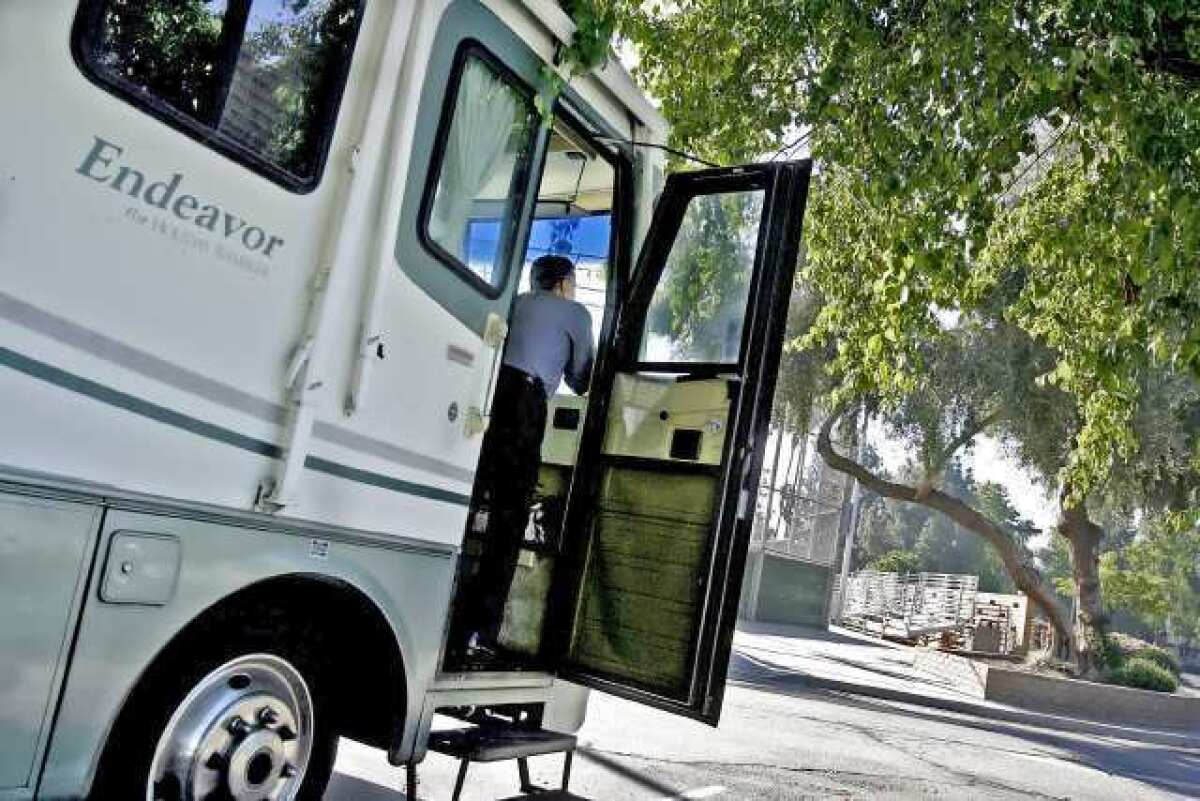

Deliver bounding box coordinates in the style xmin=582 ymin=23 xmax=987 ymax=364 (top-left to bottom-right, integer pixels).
xmin=477 ymin=119 xmax=615 ymax=214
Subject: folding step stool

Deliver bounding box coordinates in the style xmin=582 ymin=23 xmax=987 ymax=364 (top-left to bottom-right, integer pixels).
xmin=407 ymin=725 xmax=576 ymax=800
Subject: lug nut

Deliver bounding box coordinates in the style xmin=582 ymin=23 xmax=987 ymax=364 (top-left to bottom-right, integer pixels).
xmin=226 ymin=716 xmax=252 ymax=736
xmin=258 ymin=706 xmax=280 ymax=726
xmin=281 ymin=763 xmax=298 ymax=778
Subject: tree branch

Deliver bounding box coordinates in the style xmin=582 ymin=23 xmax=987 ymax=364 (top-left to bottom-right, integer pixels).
xmin=817 ymin=412 xmax=1072 ymax=644
xmin=935 ymin=407 xmax=1004 ymax=471
xmin=999 ymin=120 xmax=1076 ymax=203
xmin=770 ymin=129 xmax=813 ymax=162
xmin=818 ymin=410 xmax=919 ymax=502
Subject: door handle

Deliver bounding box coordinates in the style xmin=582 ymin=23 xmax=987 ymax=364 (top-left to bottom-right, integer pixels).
xmin=464 ymin=312 xmax=508 ymax=438
xmin=736 ymin=440 xmax=755 ymax=521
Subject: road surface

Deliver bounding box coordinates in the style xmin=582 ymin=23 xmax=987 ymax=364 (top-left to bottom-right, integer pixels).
xmin=324 ymin=651 xmax=1199 ymax=800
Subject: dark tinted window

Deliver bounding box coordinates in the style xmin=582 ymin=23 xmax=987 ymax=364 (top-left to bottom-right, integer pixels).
xmin=75 ymin=0 xmax=365 ymax=190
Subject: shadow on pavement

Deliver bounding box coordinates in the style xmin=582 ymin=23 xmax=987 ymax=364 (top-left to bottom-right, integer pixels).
xmin=495 ymin=793 xmax=594 ymax=801
xmin=839 ymin=693 xmax=1200 ymax=798
xmin=729 ymin=650 xmax=1198 ymax=798
xmin=812 ymin=652 xmax=976 ymax=695
xmin=323 ymin=753 xmax=654 ymax=801
xmin=326 ymin=772 xmax=607 ymax=801
xmin=325 ymin=772 xmax=408 ymax=800
xmin=727 ymin=650 xmax=824 ymax=693
xmin=576 ymin=745 xmax=680 ymax=797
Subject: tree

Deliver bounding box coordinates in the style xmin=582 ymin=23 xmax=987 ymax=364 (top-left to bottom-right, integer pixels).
xmin=244 ymin=0 xmax=362 ymax=176
xmin=857 ymin=464 xmax=1027 ymax=593
xmin=96 ymin=0 xmax=225 ymax=122
xmin=580 ymin=0 xmax=1200 ymax=676
xmin=869 ymin=549 xmax=921 ymax=575
xmin=804 ymin=305 xmax=1078 ymax=653
xmin=1102 ymin=512 xmax=1200 ymax=643
xmin=1037 ymin=533 xmax=1076 ymax=601
xmin=817 ymin=402 xmax=1075 ymax=653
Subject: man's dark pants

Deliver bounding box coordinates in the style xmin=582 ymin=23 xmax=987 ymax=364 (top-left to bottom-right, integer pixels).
xmin=470 ymin=365 xmax=548 ymax=644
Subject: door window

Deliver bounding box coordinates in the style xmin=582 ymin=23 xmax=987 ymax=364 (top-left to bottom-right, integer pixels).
xmin=421 ymin=53 xmax=538 ymax=295
xmin=555 ymin=162 xmax=812 ymax=723
xmin=640 ymin=190 xmax=764 ymax=364
xmin=74 ymin=0 xmax=366 ymax=190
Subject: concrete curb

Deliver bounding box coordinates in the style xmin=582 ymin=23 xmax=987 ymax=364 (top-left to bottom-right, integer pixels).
xmin=985 ymin=666 xmax=1200 ymax=730
xmin=789 ymin=674 xmax=1200 ymax=750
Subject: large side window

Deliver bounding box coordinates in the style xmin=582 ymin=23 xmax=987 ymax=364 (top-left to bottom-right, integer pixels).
xmin=73 ymin=0 xmax=366 ymax=191
xmin=420 ymin=50 xmax=539 ymax=296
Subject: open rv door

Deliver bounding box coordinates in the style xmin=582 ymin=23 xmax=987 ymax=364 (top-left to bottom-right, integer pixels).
xmin=553 ymin=160 xmax=812 ymax=724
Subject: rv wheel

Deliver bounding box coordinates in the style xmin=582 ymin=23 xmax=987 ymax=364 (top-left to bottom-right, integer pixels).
xmin=90 ymin=615 xmax=339 ymax=801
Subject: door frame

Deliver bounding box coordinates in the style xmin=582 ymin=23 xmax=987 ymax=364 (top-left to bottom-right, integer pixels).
xmin=551 ymin=160 xmax=813 ymax=723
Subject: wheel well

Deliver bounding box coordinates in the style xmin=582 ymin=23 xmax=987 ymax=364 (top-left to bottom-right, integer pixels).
xmin=159 ymin=574 xmax=407 ymax=750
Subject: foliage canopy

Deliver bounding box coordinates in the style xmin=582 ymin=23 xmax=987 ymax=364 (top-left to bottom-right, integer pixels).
xmin=610 ymin=0 xmax=1200 ymax=503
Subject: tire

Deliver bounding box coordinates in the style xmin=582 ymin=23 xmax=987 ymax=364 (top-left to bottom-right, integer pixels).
xmin=90 ymin=605 xmax=340 ymax=801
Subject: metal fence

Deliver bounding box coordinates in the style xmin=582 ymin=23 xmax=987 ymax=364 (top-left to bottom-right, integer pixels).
xmin=754 ymin=434 xmax=847 ymax=568
xmin=835 ymin=571 xmax=979 ymax=641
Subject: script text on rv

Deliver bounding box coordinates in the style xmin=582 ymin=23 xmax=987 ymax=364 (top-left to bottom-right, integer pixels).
xmin=76 ymin=136 xmax=285 ymax=258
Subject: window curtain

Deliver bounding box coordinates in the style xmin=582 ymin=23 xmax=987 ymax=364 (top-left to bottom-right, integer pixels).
xmin=430 ymin=59 xmax=527 ymax=272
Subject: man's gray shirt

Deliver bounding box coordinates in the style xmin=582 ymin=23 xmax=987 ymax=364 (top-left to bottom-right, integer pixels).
xmin=503 ymin=290 xmax=595 ymax=395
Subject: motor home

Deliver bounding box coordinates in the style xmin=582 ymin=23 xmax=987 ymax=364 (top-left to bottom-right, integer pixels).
xmin=0 ymin=1 xmax=810 ymax=798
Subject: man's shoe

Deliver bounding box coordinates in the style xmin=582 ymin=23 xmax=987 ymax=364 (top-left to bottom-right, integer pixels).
xmin=466 ymin=632 xmax=523 ymax=668
xmin=466 ymin=631 xmax=496 ymax=658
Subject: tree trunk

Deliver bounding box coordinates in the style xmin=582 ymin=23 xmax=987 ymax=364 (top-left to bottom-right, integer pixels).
xmin=816 ymin=412 xmax=1072 ymax=648
xmin=1059 ymin=500 xmax=1107 ymax=677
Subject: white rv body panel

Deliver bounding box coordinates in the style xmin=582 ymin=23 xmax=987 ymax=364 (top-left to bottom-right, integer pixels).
xmin=0 ymin=0 xmax=675 ymax=796
xmin=0 ymin=0 xmax=663 ymax=540
xmin=0 ymin=0 xmax=494 ymax=545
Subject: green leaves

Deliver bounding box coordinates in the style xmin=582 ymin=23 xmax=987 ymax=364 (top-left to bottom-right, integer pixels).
xmin=607 ymin=0 xmax=1200 ymax=519
xmin=545 ymin=0 xmax=619 ymax=123
xmin=1102 ymin=511 xmax=1200 ymax=639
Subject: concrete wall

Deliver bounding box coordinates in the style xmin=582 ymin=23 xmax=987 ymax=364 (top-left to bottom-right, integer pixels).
xmin=985 ymin=667 xmax=1200 ymax=731
xmin=912 ymin=649 xmax=988 ymax=698
xmin=753 ymin=553 xmax=833 ymax=628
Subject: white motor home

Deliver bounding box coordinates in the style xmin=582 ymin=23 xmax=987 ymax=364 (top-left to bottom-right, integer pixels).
xmin=0 ymin=1 xmax=811 ymax=798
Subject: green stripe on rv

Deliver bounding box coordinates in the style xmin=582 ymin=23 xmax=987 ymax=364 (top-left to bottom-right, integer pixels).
xmin=0 ymin=347 xmax=471 ymax=507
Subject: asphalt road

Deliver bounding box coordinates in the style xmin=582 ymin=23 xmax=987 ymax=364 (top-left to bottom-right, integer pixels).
xmin=324 ymin=652 xmax=1199 ymax=800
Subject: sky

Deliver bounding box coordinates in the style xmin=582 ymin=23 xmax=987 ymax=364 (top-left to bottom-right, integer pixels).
xmin=872 ymin=427 xmax=1058 ymax=541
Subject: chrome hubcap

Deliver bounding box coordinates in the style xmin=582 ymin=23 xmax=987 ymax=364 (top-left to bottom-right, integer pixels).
xmin=147 ymin=654 xmax=314 ymax=801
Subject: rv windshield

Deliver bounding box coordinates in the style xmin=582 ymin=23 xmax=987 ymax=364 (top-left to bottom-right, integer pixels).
xmin=468 ymin=214 xmax=611 ymax=346
xmin=521 ymin=114 xmax=619 ymax=347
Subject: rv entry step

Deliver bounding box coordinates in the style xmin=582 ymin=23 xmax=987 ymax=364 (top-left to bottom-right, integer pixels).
xmin=408 ymin=725 xmax=576 ymax=800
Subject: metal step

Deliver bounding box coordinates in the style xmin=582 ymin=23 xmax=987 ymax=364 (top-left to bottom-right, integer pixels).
xmin=408 ymin=723 xmax=576 ymax=800
xmin=429 ymin=725 xmax=577 ymax=762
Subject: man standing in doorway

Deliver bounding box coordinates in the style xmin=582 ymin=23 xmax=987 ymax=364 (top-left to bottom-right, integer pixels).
xmin=467 ymin=254 xmax=595 ymax=660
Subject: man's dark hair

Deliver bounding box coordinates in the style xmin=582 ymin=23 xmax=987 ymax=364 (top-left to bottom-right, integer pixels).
xmin=531 ymin=254 xmax=576 ymax=290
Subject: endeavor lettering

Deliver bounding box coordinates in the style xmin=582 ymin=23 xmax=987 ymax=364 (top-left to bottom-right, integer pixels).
xmin=76 ymin=136 xmax=285 ymax=258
